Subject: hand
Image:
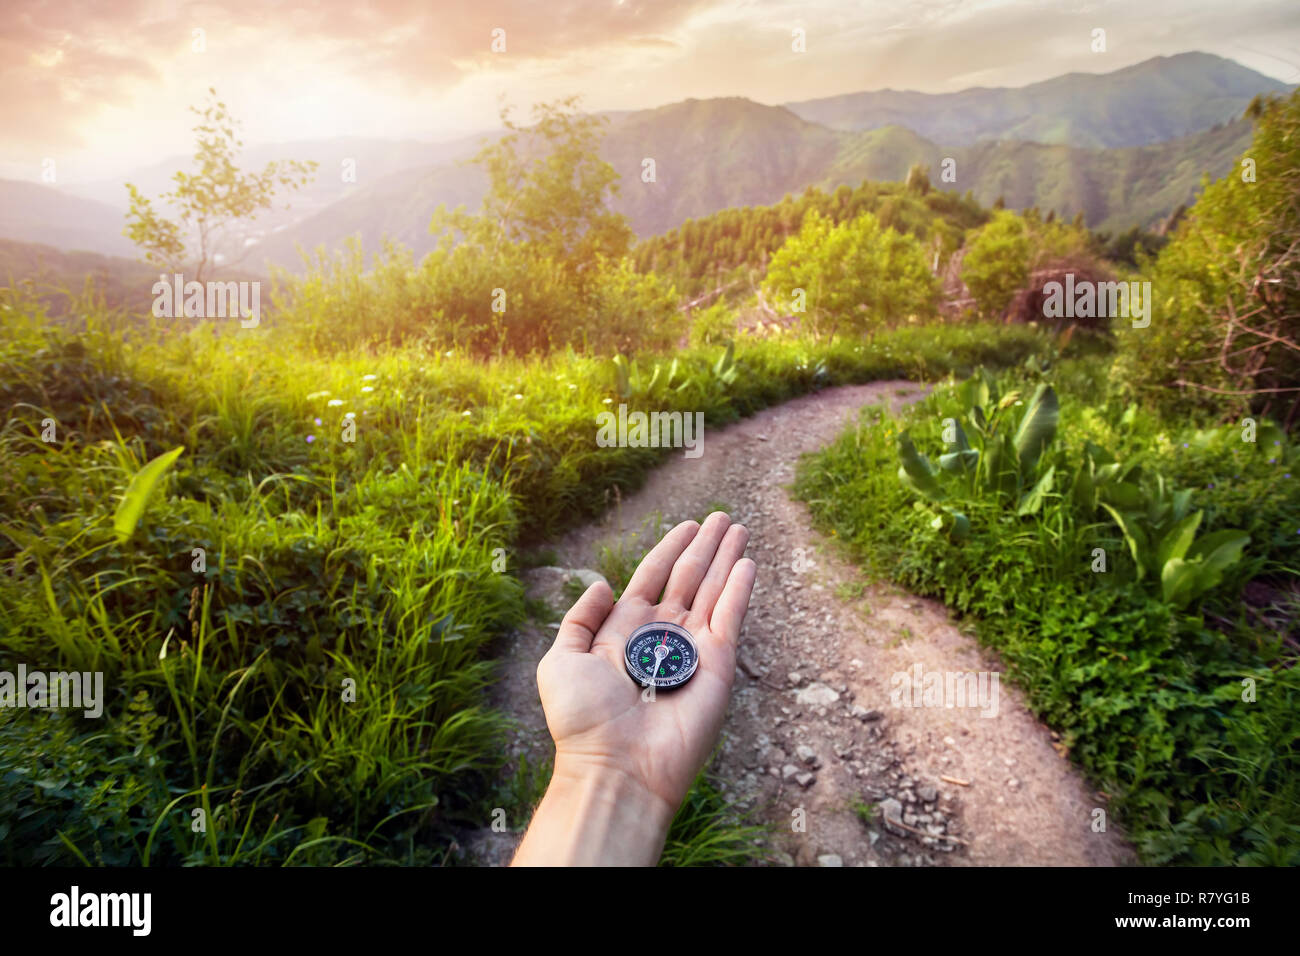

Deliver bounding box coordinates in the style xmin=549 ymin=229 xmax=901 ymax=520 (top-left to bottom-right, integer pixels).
xmin=512 ymin=512 xmax=756 ymax=866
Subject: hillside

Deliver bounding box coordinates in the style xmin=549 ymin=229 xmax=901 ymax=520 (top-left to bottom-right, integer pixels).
xmin=785 ymin=51 xmax=1291 ymax=146
xmin=254 ymin=101 xmax=1253 ymax=270
xmin=0 ymin=181 xmax=137 ymax=258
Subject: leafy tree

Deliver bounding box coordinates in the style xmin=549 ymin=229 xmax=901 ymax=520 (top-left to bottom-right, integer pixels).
xmin=1113 ymin=90 xmax=1300 ymax=422
xmin=435 ymin=97 xmax=632 ymax=271
xmin=761 ymin=210 xmax=938 ymax=339
xmin=905 ymin=163 xmax=932 ymax=195
xmin=124 ymin=89 xmax=316 ymax=283
xmin=961 ymin=210 xmax=1030 ymax=318
xmin=419 ymin=98 xmax=672 ymax=355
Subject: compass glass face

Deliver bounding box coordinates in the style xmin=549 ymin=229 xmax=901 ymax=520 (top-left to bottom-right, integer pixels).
xmin=624 ymin=622 xmax=699 ymax=689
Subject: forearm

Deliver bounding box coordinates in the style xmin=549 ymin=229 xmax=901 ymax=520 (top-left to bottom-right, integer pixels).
xmin=511 ymin=757 xmax=676 ymax=866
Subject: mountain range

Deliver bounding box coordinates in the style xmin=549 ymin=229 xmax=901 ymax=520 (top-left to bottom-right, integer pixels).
xmin=0 ymin=52 xmax=1290 ymax=276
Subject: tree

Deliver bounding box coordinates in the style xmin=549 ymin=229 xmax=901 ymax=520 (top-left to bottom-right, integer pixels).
xmin=961 ymin=210 xmax=1030 ymax=318
xmin=905 ymin=163 xmax=932 ymax=195
xmin=421 ymin=98 xmax=672 ymax=355
xmin=1113 ymin=90 xmax=1300 ymax=422
xmin=761 ymin=210 xmax=938 ymax=339
xmin=124 ymin=89 xmax=316 ymax=283
xmin=436 ymin=97 xmax=632 ymax=271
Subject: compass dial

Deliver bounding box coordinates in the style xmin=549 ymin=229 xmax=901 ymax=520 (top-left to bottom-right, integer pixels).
xmin=623 ymin=621 xmax=700 ymax=690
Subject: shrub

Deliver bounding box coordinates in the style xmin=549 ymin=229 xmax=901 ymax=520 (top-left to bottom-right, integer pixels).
xmin=961 ymin=210 xmax=1030 ymax=318
xmin=762 ymin=210 xmax=939 ymax=339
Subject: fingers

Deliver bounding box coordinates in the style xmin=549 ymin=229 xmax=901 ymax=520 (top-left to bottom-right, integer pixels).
xmin=662 ymin=511 xmax=732 ymax=611
xmin=709 ymin=557 xmax=757 ymax=646
xmin=620 ymin=519 xmax=700 ymax=605
xmin=550 ymin=580 xmax=614 ymax=654
xmin=688 ymin=521 xmax=750 ymax=624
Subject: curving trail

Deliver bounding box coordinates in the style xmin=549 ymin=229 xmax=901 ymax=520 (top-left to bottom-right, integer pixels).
xmin=487 ymin=381 xmax=1134 ymax=867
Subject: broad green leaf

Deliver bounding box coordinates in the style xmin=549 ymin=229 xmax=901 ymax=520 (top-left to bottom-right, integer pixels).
xmin=939 ymin=449 xmax=979 ymax=473
xmin=897 ymin=431 xmax=944 ymax=500
xmin=114 ymin=446 xmax=185 ymax=545
xmin=1099 ymin=481 xmax=1144 ymax=510
xmin=1101 ymin=503 xmax=1150 ymax=580
xmin=1013 ymin=384 xmax=1059 ymax=472
xmin=1156 ymin=510 xmax=1203 ymax=569
xmin=1188 ymin=529 xmax=1250 ymax=579
xmin=1160 ymin=558 xmax=1203 ymax=608
xmin=1017 ymin=465 xmax=1056 ymax=516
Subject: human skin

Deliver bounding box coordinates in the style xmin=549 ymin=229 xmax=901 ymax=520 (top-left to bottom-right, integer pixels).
xmin=512 ymin=512 xmax=757 ymax=866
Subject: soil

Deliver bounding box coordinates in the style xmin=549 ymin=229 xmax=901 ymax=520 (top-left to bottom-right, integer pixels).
xmin=477 ymin=380 xmax=1135 ymax=867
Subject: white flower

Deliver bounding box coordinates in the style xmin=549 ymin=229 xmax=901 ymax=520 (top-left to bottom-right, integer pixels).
xmin=344 ymin=412 xmax=356 ymax=419
xmin=462 ymin=410 xmax=471 ymax=416
xmin=603 ymin=398 xmax=613 ymax=404
xmin=361 ymin=386 xmax=374 ymax=393
xmin=568 ymin=383 xmax=577 ymax=390
xmin=327 ymin=399 xmax=344 ymax=407
xmin=513 ymin=393 xmax=524 ymax=400
xmin=362 ymin=374 xmax=378 ymax=382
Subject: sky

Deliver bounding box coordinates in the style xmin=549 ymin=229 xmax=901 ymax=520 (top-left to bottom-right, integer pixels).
xmin=2 ymin=0 xmax=1298 ymax=183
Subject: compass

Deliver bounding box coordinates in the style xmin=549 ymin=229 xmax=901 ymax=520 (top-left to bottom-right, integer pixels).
xmin=624 ymin=621 xmax=700 ymax=690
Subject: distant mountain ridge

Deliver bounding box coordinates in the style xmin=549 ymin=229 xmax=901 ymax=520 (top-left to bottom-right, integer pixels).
xmin=783 ymin=51 xmax=1292 ymax=147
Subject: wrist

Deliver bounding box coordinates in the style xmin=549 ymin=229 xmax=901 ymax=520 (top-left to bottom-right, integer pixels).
xmin=512 ymin=754 xmax=675 ymax=866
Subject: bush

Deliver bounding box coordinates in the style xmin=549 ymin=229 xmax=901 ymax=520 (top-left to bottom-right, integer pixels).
xmin=961 ymin=210 xmax=1030 ymax=318
xmin=762 ymin=210 xmax=939 ymax=339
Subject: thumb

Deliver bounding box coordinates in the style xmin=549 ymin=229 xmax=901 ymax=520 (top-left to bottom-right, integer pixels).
xmin=551 ymin=580 xmax=614 ymax=654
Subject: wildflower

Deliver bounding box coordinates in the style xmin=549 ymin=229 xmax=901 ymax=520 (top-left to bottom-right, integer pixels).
xmin=314 ymin=417 xmax=322 ymax=426
xmin=361 ymin=386 xmax=374 ymax=393
xmin=328 ymin=399 xmax=344 ymax=407
xmin=306 ymin=435 xmax=315 ymax=443
xmin=513 ymin=393 xmax=523 ymax=400
xmin=462 ymin=410 xmax=471 ymax=416
xmin=345 ymin=412 xmax=356 ymax=419
xmin=362 ymin=374 xmax=377 ymax=381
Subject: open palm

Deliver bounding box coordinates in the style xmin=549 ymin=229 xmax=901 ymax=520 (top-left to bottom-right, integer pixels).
xmin=535 ymin=512 xmax=757 ymax=810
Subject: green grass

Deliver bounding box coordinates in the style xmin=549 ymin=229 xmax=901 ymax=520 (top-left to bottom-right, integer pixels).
xmin=794 ymin=356 xmax=1300 ymax=865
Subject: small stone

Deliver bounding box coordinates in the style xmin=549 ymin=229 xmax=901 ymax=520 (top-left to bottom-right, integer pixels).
xmin=817 ymin=854 xmax=843 ymax=867
xmin=918 ymin=785 xmax=938 ymax=803
xmin=571 ymin=569 xmax=609 ymax=590
xmin=794 ymin=682 xmax=840 ymax=707
xmin=781 ymin=764 xmax=800 ymax=781
xmin=878 ymin=798 xmax=905 ymax=836
xmin=787 ymin=671 xmax=802 ymax=686
xmin=796 ymin=744 xmax=818 ymax=766
xmin=795 ymin=771 xmax=816 ymax=788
